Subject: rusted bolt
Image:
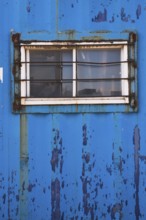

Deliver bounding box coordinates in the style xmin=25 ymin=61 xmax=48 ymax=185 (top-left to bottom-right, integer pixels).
xmin=12 ymin=33 xmax=21 ymax=44
xmin=129 ymin=32 xmax=137 ymax=43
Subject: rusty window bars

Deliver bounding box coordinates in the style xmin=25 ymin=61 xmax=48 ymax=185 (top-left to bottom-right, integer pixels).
xmin=12 ymin=39 xmax=137 ymax=107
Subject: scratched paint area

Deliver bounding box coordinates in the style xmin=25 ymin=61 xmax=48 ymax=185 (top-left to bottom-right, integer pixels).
xmin=0 ymin=171 xmax=20 ymax=220
xmin=58 ymin=0 xmax=144 ymax=33
xmin=134 ymin=121 xmax=146 ymax=219
xmin=21 ymin=113 xmax=140 ymax=219
xmin=91 ymin=2 xmax=141 ymax=23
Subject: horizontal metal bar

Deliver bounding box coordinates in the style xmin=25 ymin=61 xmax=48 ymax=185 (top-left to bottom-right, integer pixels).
xmin=18 ymin=77 xmax=134 ymax=82
xmin=15 ymin=60 xmax=133 ymax=65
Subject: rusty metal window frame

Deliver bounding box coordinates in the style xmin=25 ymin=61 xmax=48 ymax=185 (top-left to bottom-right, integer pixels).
xmin=11 ymin=32 xmax=137 ymax=113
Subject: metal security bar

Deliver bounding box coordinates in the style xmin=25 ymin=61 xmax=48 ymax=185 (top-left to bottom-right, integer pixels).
xmin=20 ymin=57 xmax=130 ymax=98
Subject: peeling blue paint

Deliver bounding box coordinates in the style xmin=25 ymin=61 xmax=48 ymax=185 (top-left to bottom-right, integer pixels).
xmin=51 ymin=148 xmax=62 ymax=172
xmin=26 ymin=1 xmax=31 ymax=13
xmin=51 ymin=128 xmax=64 ymax=174
xmin=51 ymin=178 xmax=61 ymax=220
xmin=92 ymin=9 xmax=107 ymax=22
xmin=121 ymin=8 xmax=130 ymax=22
xmin=2 ymin=194 xmax=6 ymax=205
xmin=27 ymin=183 xmax=36 ymax=192
xmin=136 ymin=4 xmax=141 ymax=19
xmin=111 ymin=203 xmax=123 ymax=220
xmin=82 ymin=124 xmax=88 ymax=146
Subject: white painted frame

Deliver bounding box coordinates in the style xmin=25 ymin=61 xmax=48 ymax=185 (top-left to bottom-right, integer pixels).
xmin=20 ymin=41 xmax=129 ymax=105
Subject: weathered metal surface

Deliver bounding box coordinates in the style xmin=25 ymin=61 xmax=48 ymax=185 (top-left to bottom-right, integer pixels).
xmin=1 ymin=0 xmax=146 ymax=219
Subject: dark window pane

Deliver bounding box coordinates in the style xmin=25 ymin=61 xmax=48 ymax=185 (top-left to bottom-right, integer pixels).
xmin=62 ymin=83 xmax=72 ymax=97
xmin=31 ymin=82 xmax=61 ymax=97
xmin=77 ymin=80 xmax=121 ymax=97
xmin=29 ymin=50 xmax=72 ymax=97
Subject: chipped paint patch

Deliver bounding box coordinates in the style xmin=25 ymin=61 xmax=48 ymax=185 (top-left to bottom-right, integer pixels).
xmin=27 ymin=183 xmax=36 ymax=192
xmin=26 ymin=1 xmax=31 ymax=13
xmin=91 ymin=5 xmax=142 ymax=24
xmin=50 ymin=126 xmax=63 ymax=219
xmin=136 ymin=4 xmax=141 ymax=19
xmin=2 ymin=194 xmax=6 ymax=204
xmin=51 ymin=129 xmax=64 ymax=174
xmin=121 ymin=8 xmax=130 ymax=22
xmin=111 ymin=203 xmax=123 ymax=220
xmin=51 ymin=178 xmax=61 ymax=220
xmin=51 ymin=148 xmax=62 ymax=172
xmin=82 ymin=124 xmax=88 ymax=146
xmin=81 ymin=125 xmax=96 ymax=218
xmin=92 ymin=9 xmax=107 ymax=22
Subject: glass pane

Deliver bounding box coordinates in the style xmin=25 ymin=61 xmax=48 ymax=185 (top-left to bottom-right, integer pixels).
xmin=77 ymin=49 xmax=122 ymax=97
xmin=62 ymin=51 xmax=72 ymax=80
xmin=77 ymin=49 xmax=121 ymax=79
xmin=62 ymin=51 xmax=72 ymax=97
xmin=77 ymin=80 xmax=121 ymax=97
xmin=62 ymin=83 xmax=72 ymax=96
xmin=29 ymin=50 xmax=72 ymax=97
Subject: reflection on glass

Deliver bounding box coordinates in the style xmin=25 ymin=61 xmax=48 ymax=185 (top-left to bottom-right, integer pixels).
xmin=30 ymin=50 xmax=72 ymax=97
xmin=77 ymin=49 xmax=121 ymax=97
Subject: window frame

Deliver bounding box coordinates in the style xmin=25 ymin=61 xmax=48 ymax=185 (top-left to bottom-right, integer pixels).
xmin=11 ymin=32 xmax=137 ymax=113
xmin=20 ymin=41 xmax=129 ymax=105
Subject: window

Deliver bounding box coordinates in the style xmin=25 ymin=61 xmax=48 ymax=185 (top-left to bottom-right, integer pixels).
xmin=12 ymin=32 xmax=137 ymax=112
xmin=20 ymin=42 xmax=129 ymax=105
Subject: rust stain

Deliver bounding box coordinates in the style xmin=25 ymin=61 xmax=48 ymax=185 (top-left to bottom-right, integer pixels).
xmin=58 ymin=30 xmax=77 ymax=40
xmin=12 ymin=33 xmax=21 ymax=44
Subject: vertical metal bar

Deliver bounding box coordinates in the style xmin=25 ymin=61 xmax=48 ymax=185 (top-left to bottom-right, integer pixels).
xmin=20 ymin=114 xmax=28 ymax=220
xmin=20 ymin=47 xmax=26 ymax=98
xmin=73 ymin=49 xmax=76 ymax=97
xmin=26 ymin=50 xmax=30 ymax=97
xmin=60 ymin=51 xmax=62 ymax=97
xmin=121 ymin=45 xmax=128 ymax=99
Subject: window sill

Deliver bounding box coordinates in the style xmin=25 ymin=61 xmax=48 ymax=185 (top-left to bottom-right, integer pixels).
xmin=21 ymin=97 xmax=129 ymax=105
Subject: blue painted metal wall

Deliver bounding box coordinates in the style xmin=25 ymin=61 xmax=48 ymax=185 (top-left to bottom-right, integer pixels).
xmin=0 ymin=0 xmax=146 ymax=219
